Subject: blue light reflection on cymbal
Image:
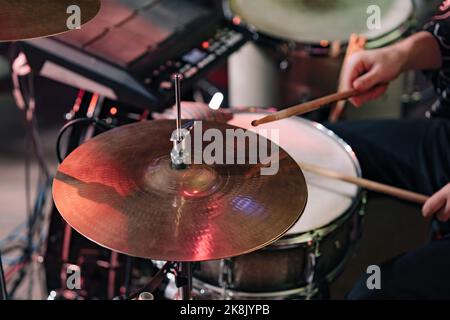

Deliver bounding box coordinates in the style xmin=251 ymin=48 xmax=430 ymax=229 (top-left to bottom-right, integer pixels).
xmin=231 ymin=196 xmax=265 ymax=217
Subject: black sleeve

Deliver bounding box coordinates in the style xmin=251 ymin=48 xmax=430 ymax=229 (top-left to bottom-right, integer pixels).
xmin=423 ymin=5 xmax=450 ymax=118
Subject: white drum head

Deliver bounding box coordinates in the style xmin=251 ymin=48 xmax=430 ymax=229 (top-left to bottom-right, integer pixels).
xmin=228 ymin=113 xmax=360 ymax=234
xmin=229 ymin=0 xmax=413 ymax=43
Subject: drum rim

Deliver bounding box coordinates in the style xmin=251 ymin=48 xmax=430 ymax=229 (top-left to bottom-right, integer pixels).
xmin=276 ymin=120 xmax=363 ymax=247
xmin=193 ymin=277 xmax=319 ymax=299
xmin=223 ymin=0 xmax=414 ymax=49
xmin=229 ymin=112 xmax=363 ymax=247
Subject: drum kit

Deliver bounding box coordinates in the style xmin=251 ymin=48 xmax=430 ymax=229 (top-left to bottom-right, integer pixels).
xmin=0 ymin=0 xmax=429 ymax=301
xmin=50 ymin=72 xmax=367 ymax=299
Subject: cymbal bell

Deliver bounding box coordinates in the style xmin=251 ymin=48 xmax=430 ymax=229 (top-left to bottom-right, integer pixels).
xmin=0 ymin=0 xmax=101 ymax=42
xmin=52 ymin=120 xmax=307 ymax=262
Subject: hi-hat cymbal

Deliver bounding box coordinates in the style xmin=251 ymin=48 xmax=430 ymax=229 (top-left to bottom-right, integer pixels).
xmin=53 ymin=120 xmax=307 ymax=262
xmin=0 ymin=0 xmax=101 ymax=42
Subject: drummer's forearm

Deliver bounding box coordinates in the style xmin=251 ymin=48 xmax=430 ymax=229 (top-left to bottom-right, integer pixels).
xmin=395 ymin=31 xmax=442 ymax=72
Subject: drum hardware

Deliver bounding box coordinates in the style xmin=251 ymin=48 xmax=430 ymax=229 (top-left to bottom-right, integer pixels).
xmin=170 ymin=75 xmax=197 ymax=170
xmin=304 ymin=233 xmax=322 ymax=300
xmin=305 ymin=233 xmax=327 ymax=299
xmin=218 ymin=259 xmax=234 ymax=299
xmin=193 ymin=277 xmax=321 ymax=300
xmin=0 ymin=0 xmax=101 ymax=42
xmin=179 ymin=263 xmax=193 ymax=300
xmin=137 ymin=292 xmax=154 ymax=301
xmin=304 ymin=252 xmax=317 ymax=300
xmin=114 ymin=261 xmax=191 ymax=300
xmin=0 ymin=252 xmax=7 ymax=300
xmin=354 ymin=191 xmax=368 ymax=242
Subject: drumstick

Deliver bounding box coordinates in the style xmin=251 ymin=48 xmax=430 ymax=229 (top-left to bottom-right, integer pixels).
xmin=298 ymin=162 xmax=429 ymax=205
xmin=251 ymin=89 xmax=359 ymax=127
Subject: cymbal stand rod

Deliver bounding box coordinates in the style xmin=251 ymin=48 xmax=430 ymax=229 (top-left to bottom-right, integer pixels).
xmin=174 ymin=73 xmax=182 ymax=142
xmin=0 ymin=251 xmax=7 ymax=300
xmin=179 ymin=262 xmax=192 ymax=300
xmin=171 ymin=74 xmax=191 ymax=169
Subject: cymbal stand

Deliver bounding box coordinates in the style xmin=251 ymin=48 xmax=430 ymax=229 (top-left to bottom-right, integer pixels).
xmin=0 ymin=251 xmax=7 ymax=300
xmin=169 ymin=74 xmax=193 ymax=300
xmin=178 ymin=262 xmax=192 ymax=300
xmin=115 ymin=261 xmax=175 ymax=300
xmin=116 ymin=74 xmax=194 ymax=301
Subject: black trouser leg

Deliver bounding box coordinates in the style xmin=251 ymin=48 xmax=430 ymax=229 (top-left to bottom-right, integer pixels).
xmin=347 ymin=237 xmax=450 ymax=300
xmin=324 ymin=118 xmax=450 ymax=299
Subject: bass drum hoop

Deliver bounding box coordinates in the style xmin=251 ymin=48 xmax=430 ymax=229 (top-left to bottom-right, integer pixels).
xmin=223 ymin=0 xmax=415 ymax=54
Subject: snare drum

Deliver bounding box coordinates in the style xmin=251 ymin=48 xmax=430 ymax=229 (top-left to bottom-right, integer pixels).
xmin=193 ymin=112 xmax=365 ymax=299
xmin=226 ymin=0 xmax=414 ymax=109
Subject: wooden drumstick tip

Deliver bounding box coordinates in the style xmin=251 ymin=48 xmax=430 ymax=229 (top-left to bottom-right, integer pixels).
xmin=251 ymin=120 xmax=259 ymax=127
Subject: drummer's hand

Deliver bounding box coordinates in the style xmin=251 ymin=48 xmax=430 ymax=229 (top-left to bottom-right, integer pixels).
xmin=422 ymin=183 xmax=450 ymax=223
xmin=152 ymin=101 xmax=233 ymax=123
xmin=342 ymin=48 xmax=405 ymax=107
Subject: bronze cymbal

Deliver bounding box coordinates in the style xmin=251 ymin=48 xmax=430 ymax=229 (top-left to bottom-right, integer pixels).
xmin=52 ymin=120 xmax=307 ymax=262
xmin=0 ymin=0 xmax=101 ymax=42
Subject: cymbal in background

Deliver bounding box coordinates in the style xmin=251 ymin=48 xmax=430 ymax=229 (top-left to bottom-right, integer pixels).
xmin=0 ymin=0 xmax=101 ymax=41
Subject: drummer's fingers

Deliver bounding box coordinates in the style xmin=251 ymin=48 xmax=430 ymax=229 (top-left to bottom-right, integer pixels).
xmin=422 ymin=188 xmax=448 ymax=220
xmin=353 ymin=65 xmax=383 ymax=92
xmin=350 ymin=84 xmax=388 ymax=107
xmin=341 ymin=53 xmax=368 ymax=90
xmin=436 ymin=202 xmax=450 ymax=223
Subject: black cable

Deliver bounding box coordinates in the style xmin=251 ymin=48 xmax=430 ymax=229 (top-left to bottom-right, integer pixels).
xmin=56 ymin=117 xmax=114 ymax=163
xmin=7 ymin=46 xmax=55 ymax=299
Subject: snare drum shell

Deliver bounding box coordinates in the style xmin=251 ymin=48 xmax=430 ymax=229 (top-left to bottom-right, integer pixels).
xmin=195 ymin=209 xmax=359 ymax=292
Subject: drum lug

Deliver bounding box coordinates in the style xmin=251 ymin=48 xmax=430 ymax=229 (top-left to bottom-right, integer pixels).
xmin=308 ymin=234 xmax=321 ymax=258
xmin=279 ymin=59 xmax=289 ymax=71
xmin=351 ymin=191 xmax=368 ymax=243
xmin=358 ymin=191 xmax=368 ymax=217
xmin=277 ymin=42 xmax=294 ymax=72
